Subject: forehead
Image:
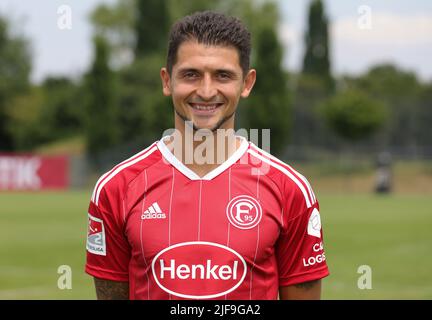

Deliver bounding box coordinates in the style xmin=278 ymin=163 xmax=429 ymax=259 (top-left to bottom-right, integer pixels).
xmin=174 ymin=40 xmax=241 ymax=72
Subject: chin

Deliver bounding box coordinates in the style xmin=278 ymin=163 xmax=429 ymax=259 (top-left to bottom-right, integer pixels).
xmin=191 ymin=121 xmax=220 ymax=132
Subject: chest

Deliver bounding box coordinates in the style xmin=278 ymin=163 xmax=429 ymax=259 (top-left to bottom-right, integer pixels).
xmin=124 ymin=169 xmax=284 ymax=265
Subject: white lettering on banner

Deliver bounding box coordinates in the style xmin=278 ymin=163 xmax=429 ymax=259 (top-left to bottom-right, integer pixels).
xmin=0 ymin=157 xmax=41 ymax=190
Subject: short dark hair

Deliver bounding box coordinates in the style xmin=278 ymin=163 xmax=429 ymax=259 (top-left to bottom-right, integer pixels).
xmin=166 ymin=11 xmax=251 ymax=76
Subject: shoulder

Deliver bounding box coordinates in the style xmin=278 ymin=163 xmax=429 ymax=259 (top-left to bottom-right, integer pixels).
xmin=91 ymin=141 xmax=161 ymax=206
xmin=246 ymin=142 xmax=317 ymax=209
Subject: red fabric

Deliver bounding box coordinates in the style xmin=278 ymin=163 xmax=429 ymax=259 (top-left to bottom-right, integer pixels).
xmin=85 ymin=140 xmax=329 ymax=299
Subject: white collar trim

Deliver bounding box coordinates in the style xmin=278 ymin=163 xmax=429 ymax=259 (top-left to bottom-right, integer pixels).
xmin=157 ymin=135 xmax=249 ymax=181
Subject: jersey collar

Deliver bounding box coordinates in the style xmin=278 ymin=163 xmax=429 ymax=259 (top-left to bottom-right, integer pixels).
xmin=157 ymin=135 xmax=249 ymax=181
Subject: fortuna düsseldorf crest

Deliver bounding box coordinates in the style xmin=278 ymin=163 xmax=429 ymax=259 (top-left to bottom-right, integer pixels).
xmin=226 ymin=195 xmax=262 ymax=230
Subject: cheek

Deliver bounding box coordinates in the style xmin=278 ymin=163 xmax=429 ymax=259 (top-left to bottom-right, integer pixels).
xmin=172 ymin=83 xmax=195 ymax=102
xmin=222 ymin=87 xmax=242 ymax=106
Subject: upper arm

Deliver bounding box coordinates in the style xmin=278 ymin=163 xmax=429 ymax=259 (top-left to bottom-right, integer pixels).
xmin=279 ymin=279 xmax=322 ymax=300
xmin=85 ymin=188 xmax=131 ymax=282
xmin=94 ymin=277 xmax=129 ymax=300
xmin=275 ymin=180 xmax=329 ymax=290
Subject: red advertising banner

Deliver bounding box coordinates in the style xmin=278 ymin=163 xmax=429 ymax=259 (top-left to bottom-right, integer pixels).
xmin=0 ymin=155 xmax=69 ymax=191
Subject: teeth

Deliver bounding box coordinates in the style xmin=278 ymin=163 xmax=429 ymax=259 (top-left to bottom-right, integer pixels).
xmin=191 ymin=104 xmax=220 ymax=110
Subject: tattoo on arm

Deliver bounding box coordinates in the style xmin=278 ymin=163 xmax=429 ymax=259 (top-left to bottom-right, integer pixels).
xmin=94 ymin=278 xmax=129 ymax=300
xmin=280 ymin=279 xmax=322 ymax=299
xmin=294 ymin=279 xmax=320 ymax=290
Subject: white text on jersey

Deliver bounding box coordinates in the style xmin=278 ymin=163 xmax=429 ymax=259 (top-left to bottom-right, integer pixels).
xmin=141 ymin=202 xmax=166 ymax=219
xmin=159 ymin=259 xmax=239 ymax=280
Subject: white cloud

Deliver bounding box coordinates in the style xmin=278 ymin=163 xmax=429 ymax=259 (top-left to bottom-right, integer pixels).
xmin=278 ymin=23 xmax=300 ymax=46
xmin=277 ymin=13 xmax=432 ymax=81
xmin=333 ymin=13 xmax=432 ymax=46
xmin=278 ymin=23 xmax=303 ymax=72
xmin=331 ymin=13 xmax=432 ymax=81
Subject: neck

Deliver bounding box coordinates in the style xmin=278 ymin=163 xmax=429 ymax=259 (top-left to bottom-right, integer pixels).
xmin=163 ymin=117 xmax=240 ymax=177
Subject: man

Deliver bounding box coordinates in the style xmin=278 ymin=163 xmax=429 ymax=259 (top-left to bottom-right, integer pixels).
xmin=85 ymin=11 xmax=329 ymax=300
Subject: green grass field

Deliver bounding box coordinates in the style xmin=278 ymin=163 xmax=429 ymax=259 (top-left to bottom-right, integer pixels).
xmin=0 ymin=191 xmax=431 ymax=299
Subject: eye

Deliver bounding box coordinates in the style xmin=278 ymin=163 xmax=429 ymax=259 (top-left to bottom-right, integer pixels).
xmin=184 ymin=71 xmax=199 ymax=79
xmin=218 ymin=72 xmax=231 ymax=80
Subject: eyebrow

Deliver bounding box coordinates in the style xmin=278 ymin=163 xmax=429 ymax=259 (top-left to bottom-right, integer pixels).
xmin=215 ymin=69 xmax=238 ymax=77
xmin=177 ymin=67 xmax=239 ymax=76
xmin=177 ymin=68 xmax=199 ymax=75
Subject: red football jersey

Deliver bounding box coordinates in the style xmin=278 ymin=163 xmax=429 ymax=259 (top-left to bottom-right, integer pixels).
xmin=85 ymin=137 xmax=329 ymax=299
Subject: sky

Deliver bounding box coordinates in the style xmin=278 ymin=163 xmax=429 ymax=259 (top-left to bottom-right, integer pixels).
xmin=279 ymin=0 xmax=432 ymax=82
xmin=0 ymin=0 xmax=431 ymax=83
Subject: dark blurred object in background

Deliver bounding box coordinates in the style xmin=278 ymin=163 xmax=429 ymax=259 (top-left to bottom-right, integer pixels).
xmin=375 ymin=151 xmax=392 ymax=194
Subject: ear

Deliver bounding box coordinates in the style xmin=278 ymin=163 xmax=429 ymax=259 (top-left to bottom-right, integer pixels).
xmin=240 ymin=69 xmax=257 ymax=98
xmin=160 ymin=67 xmax=172 ymax=96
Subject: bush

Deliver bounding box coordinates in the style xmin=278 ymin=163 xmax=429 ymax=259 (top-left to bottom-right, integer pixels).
xmin=321 ymin=90 xmax=387 ymax=141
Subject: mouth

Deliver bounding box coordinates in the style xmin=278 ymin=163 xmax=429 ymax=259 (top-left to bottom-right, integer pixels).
xmin=188 ymin=103 xmax=224 ymax=115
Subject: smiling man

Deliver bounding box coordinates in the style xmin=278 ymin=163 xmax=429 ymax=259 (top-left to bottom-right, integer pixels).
xmin=85 ymin=11 xmax=329 ymax=300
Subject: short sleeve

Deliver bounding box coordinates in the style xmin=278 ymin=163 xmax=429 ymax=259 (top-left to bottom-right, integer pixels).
xmin=85 ymin=187 xmax=131 ymax=281
xmin=275 ymin=187 xmax=329 ymax=287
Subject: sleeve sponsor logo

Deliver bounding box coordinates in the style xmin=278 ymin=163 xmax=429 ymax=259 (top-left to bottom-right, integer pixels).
xmin=152 ymin=241 xmax=247 ymax=299
xmin=303 ymin=241 xmax=326 ymax=267
xmin=307 ymin=208 xmax=321 ymax=238
xmin=86 ymin=214 xmax=106 ymax=256
xmin=226 ymin=195 xmax=262 ymax=230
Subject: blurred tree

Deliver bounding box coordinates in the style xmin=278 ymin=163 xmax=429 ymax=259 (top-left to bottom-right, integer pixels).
xmin=292 ymin=0 xmax=334 ymax=148
xmin=117 ymin=54 xmax=172 ymax=142
xmin=4 ymin=88 xmax=45 ymax=150
xmin=89 ymin=0 xmax=174 ymax=145
xmin=0 ymin=16 xmax=31 ymax=150
xmin=5 ymin=78 xmax=84 ymax=150
xmin=40 ymin=77 xmax=84 ymax=138
xmin=321 ymin=89 xmax=388 ymax=193
xmin=135 ymin=0 xmax=170 ymax=57
xmin=243 ymin=19 xmax=291 ymax=156
xmin=302 ymin=0 xmax=332 ymax=89
xmin=291 ymin=74 xmax=336 ymax=148
xmin=168 ymin=0 xmax=220 ymax=20
xmin=122 ymin=0 xmax=172 ymax=142
xmin=345 ymin=64 xmax=423 ymax=148
xmin=321 ymin=89 xmax=387 ymax=141
xmin=84 ymin=36 xmax=120 ymax=157
xmin=90 ymin=0 xmax=135 ymax=67
xmin=417 ymin=83 xmax=432 ymax=147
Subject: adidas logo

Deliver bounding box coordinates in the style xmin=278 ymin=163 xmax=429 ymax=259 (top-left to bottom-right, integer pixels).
xmin=141 ymin=202 xmax=166 ymax=220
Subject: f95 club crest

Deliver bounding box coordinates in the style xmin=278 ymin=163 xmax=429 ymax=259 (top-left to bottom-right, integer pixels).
xmin=226 ymin=195 xmax=262 ymax=230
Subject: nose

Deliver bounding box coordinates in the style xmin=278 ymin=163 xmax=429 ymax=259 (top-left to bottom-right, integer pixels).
xmin=196 ymin=74 xmax=217 ymax=100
